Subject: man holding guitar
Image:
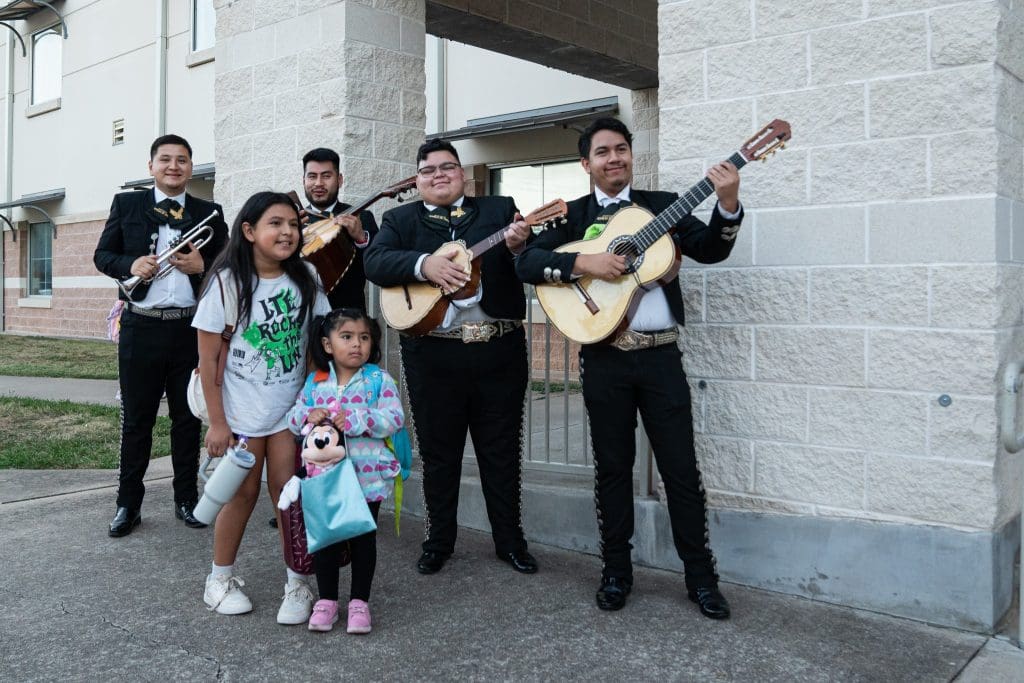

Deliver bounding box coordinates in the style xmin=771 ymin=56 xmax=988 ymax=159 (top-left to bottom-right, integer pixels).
xmin=300 ymin=147 xmax=378 ymax=310
xmin=365 ymin=138 xmax=538 ymax=576
xmin=516 ymin=118 xmax=742 ymax=618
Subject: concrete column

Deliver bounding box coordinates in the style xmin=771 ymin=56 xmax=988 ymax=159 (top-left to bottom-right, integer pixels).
xmin=630 ymin=87 xmax=658 ymax=191
xmin=657 ymin=0 xmax=1024 ymax=629
xmin=212 ymin=0 xmax=426 ymax=222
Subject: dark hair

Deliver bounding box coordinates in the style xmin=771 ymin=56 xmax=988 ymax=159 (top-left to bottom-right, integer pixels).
xmin=578 ymin=117 xmax=633 ymax=159
xmin=302 ymin=147 xmax=340 ymax=173
xmin=416 ymin=138 xmax=460 ymax=164
xmin=307 ymin=308 xmax=383 ymax=371
xmin=200 ymin=191 xmax=317 ymax=330
xmin=150 ymin=134 xmax=193 ymax=159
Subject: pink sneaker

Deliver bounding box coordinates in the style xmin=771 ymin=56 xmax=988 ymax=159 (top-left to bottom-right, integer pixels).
xmin=307 ymin=599 xmax=339 ymax=632
xmin=347 ymin=599 xmax=372 ymax=634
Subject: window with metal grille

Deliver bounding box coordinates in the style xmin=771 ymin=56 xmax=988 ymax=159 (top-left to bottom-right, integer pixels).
xmin=28 ymin=221 xmax=53 ymax=296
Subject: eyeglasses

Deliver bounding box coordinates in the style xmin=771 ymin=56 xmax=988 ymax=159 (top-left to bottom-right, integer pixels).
xmin=417 ymin=162 xmax=461 ymax=178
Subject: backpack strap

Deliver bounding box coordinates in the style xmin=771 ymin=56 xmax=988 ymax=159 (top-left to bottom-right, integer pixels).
xmin=214 ymin=272 xmax=239 ymax=388
xmin=362 ymin=363 xmax=406 ymax=534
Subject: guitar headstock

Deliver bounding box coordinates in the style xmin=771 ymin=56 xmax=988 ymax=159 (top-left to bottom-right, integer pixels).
xmin=382 ymin=176 xmax=418 ymax=203
xmin=739 ymin=119 xmax=791 ymax=163
xmin=286 ymin=190 xmax=305 ymax=213
xmin=524 ymin=198 xmax=568 ymax=230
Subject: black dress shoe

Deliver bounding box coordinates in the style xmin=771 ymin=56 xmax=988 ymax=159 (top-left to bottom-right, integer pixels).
xmin=688 ymin=585 xmax=731 ymax=619
xmin=596 ymin=576 xmax=632 ymax=611
xmin=416 ymin=551 xmax=451 ymax=575
xmin=497 ymin=550 xmax=538 ymax=574
xmin=108 ymin=507 xmax=141 ymax=537
xmin=175 ymin=502 xmax=208 ymax=529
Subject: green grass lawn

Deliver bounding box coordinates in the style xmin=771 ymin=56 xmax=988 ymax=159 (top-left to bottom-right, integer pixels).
xmin=0 ymin=397 xmax=172 ymax=469
xmin=0 ymin=334 xmax=118 ymax=379
xmin=530 ymin=380 xmax=582 ymax=394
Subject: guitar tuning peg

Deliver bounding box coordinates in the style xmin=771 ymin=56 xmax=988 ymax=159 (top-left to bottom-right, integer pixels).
xmin=761 ymin=157 xmax=767 ymax=163
xmin=560 ymin=217 xmax=567 ymax=224
xmin=780 ymin=143 xmax=786 ymax=149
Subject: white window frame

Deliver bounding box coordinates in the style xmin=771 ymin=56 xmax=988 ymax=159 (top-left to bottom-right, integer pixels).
xmin=187 ymin=0 xmax=216 ymax=67
xmin=26 ymin=220 xmax=53 ymax=298
xmin=27 ymin=25 xmax=62 ymax=115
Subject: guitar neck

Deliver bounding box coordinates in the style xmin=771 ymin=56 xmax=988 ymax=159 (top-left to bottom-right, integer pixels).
xmin=341 ymin=176 xmax=417 ymax=217
xmin=466 ymin=228 xmax=510 ymax=259
xmin=342 ymin=193 xmax=384 ymax=217
xmin=632 ymin=150 xmax=747 ymax=252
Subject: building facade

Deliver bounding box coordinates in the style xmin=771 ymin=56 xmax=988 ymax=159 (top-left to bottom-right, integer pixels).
xmin=2 ymin=0 xmax=1022 ymax=631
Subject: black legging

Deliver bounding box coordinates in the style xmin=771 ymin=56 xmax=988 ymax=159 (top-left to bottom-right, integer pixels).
xmin=313 ymin=501 xmax=381 ymax=602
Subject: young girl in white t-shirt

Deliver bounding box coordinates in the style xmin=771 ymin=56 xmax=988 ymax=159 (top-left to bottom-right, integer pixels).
xmin=192 ymin=191 xmax=329 ymax=622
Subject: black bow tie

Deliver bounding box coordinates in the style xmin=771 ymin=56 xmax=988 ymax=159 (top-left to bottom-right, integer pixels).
xmin=148 ymin=197 xmax=191 ymax=229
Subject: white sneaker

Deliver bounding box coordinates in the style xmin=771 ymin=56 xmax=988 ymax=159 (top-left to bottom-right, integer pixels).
xmin=276 ymin=578 xmax=315 ymax=625
xmin=204 ymin=574 xmax=252 ymax=615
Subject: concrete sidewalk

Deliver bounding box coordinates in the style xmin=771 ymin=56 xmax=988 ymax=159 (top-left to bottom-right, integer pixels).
xmin=2 ymin=375 xmax=1024 ymax=680
xmin=0 ymin=374 xmax=169 ymax=416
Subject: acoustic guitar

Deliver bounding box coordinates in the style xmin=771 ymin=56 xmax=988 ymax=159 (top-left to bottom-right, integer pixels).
xmin=380 ymin=199 xmax=568 ymax=335
xmin=536 ymin=119 xmax=792 ymax=345
xmin=293 ymin=177 xmax=417 ymax=294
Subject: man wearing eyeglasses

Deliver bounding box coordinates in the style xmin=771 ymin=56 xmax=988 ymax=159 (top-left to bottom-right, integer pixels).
xmin=365 ymin=138 xmax=537 ymax=576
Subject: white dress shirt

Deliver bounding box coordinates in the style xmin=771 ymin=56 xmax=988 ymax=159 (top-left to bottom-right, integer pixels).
xmin=137 ymin=189 xmax=196 ymax=309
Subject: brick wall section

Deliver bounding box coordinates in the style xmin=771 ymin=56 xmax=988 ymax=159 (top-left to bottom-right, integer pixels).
xmin=658 ymin=0 xmax=1024 ymax=531
xmin=212 ymin=0 xmax=426 ymax=225
xmin=3 ymin=218 xmax=112 ymax=339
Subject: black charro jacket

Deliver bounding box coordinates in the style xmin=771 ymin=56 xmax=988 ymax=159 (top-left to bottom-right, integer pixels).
xmin=93 ymin=189 xmax=228 ymax=302
xmin=364 ymin=195 xmax=531 ymax=321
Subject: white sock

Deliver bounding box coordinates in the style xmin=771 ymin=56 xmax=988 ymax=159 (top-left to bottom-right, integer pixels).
xmin=286 ymin=568 xmax=311 ymax=583
xmin=210 ymin=563 xmax=233 ymax=578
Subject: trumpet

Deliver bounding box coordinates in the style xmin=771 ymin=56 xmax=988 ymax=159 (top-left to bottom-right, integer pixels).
xmin=118 ymin=210 xmax=219 ymax=300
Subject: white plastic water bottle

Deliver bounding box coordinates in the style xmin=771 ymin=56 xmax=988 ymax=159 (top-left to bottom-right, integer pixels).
xmin=193 ymin=445 xmax=256 ymax=525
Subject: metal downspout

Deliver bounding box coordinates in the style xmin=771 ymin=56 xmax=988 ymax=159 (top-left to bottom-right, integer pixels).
xmin=436 ymin=38 xmax=446 ymax=133
xmin=2 ymin=36 xmax=13 ymax=332
xmin=155 ymin=0 xmax=167 ymax=136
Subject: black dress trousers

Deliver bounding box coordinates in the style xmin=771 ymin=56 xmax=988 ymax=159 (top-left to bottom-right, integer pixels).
xmin=401 ymin=328 xmax=529 ymax=556
xmin=580 ymin=342 xmax=718 ymax=590
xmin=116 ymin=309 xmax=201 ymax=509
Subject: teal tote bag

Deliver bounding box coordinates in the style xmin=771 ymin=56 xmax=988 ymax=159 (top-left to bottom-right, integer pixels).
xmin=300 ymin=457 xmax=377 ymax=553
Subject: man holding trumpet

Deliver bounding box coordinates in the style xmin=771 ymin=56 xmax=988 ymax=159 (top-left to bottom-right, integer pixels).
xmin=94 ymin=134 xmax=228 ymax=537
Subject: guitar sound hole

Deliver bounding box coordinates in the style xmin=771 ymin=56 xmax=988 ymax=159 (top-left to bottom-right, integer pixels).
xmin=609 ymin=237 xmax=643 ymax=274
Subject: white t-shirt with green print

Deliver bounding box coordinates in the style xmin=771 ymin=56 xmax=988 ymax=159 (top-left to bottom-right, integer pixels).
xmin=193 ymin=267 xmax=330 ymax=437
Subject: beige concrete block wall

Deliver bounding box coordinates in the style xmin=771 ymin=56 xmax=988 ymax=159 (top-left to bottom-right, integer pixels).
xmin=659 ymin=0 xmax=1024 ymax=532
xmin=213 ymin=0 xmax=426 ymax=224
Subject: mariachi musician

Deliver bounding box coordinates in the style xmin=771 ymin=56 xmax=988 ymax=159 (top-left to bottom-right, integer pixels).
xmin=94 ymin=133 xmax=229 ymax=537
xmin=300 ymin=147 xmax=378 ymax=310
xmin=515 ymin=118 xmax=741 ymax=618
xmin=363 ymin=138 xmax=538 ymax=576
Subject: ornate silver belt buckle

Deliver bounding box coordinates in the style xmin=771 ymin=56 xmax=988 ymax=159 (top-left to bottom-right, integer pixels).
xmin=611 ymin=329 xmax=643 ymax=351
xmin=462 ymin=322 xmax=494 ymax=343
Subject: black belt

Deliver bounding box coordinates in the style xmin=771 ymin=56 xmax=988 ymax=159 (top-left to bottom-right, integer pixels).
xmin=609 ymin=327 xmax=679 ymax=352
xmin=426 ymin=320 xmax=522 ymax=343
xmin=125 ymin=303 xmax=197 ymax=320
